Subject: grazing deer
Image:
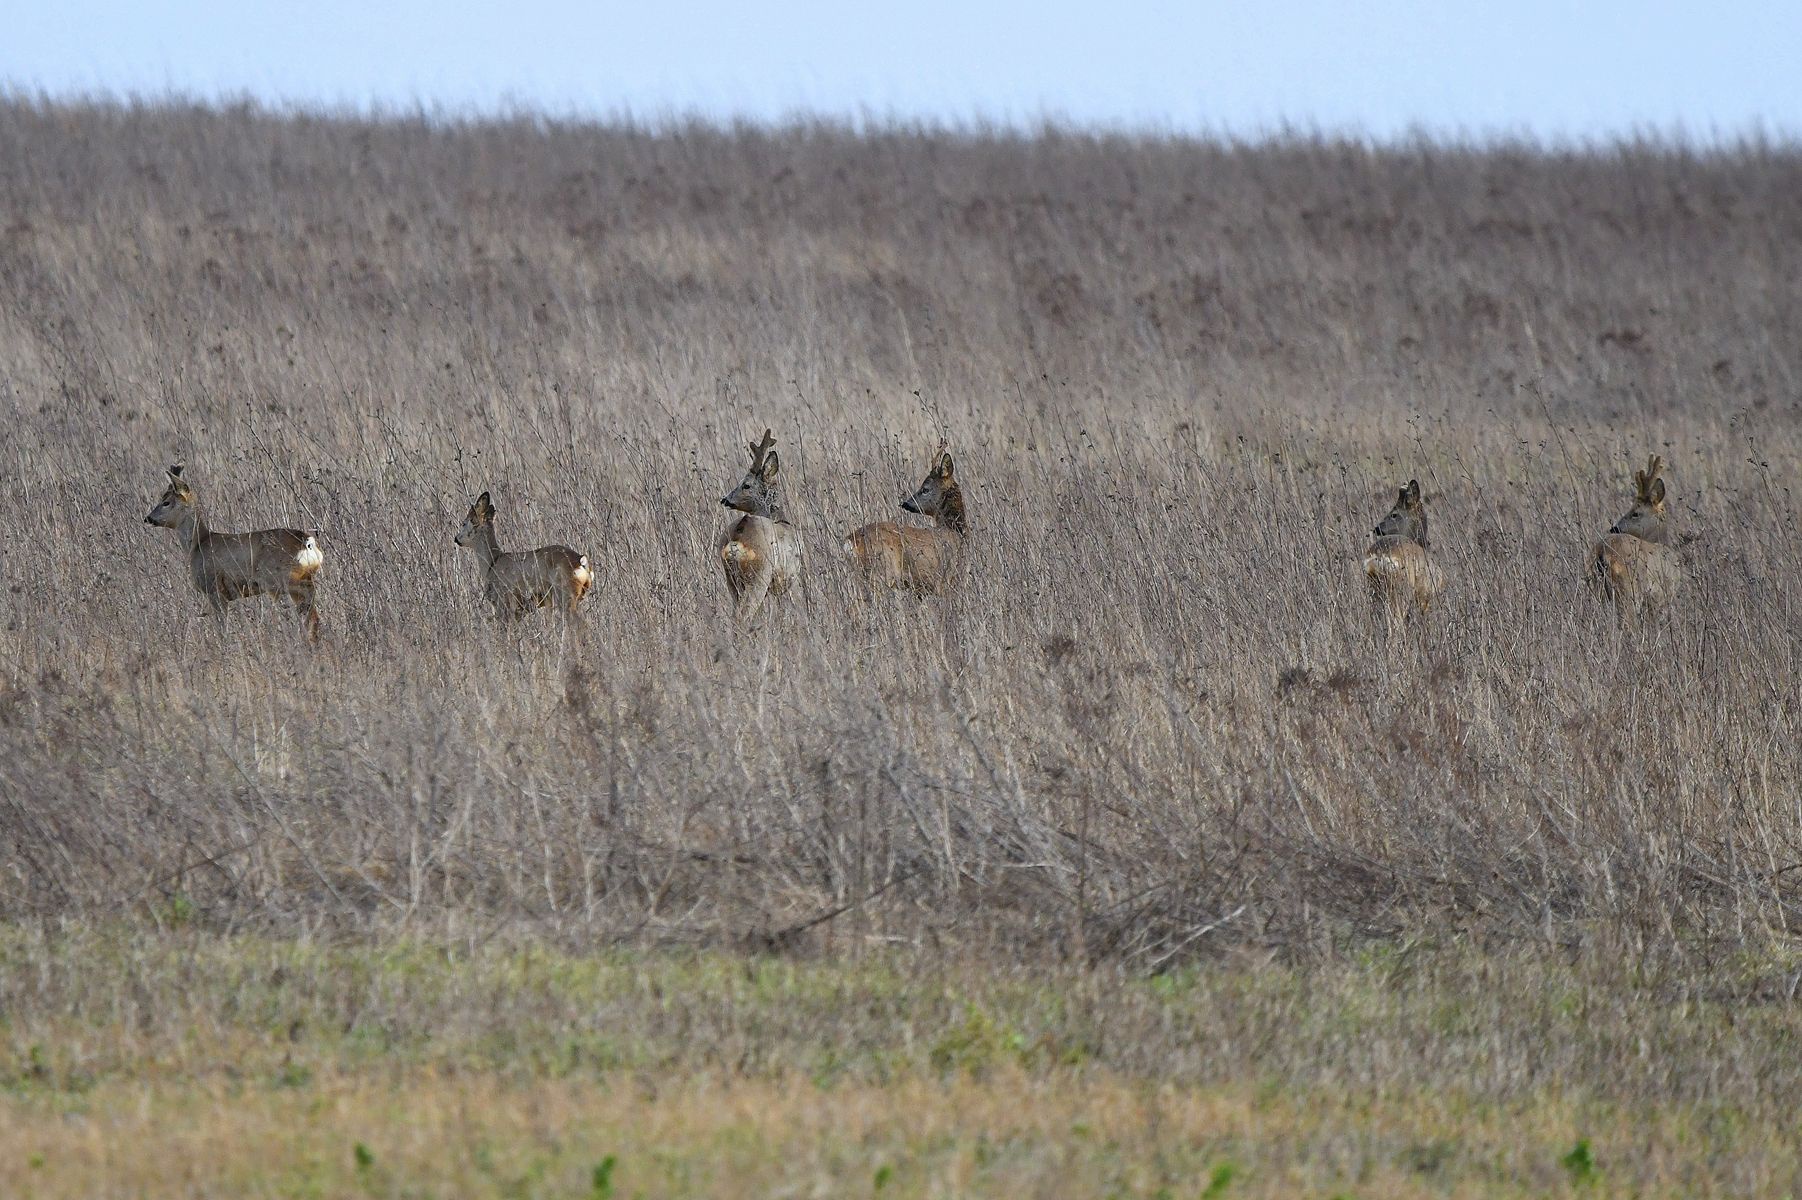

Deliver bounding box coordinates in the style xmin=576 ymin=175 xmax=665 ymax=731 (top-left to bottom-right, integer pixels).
xmin=143 ymin=464 xmax=324 ymax=639
xmin=454 ymin=491 xmax=593 ymax=619
xmin=842 ymin=440 xmax=968 ymax=593
xmin=1363 ymin=479 xmax=1444 ymax=618
xmin=1591 ymin=454 xmax=1681 ymax=611
xmin=718 ymin=428 xmax=803 ymax=620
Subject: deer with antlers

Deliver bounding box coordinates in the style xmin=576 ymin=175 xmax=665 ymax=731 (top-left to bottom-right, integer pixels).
xmin=143 ymin=464 xmax=325 ymax=639
xmin=718 ymin=428 xmax=803 ymax=620
xmin=843 ymin=440 xmax=968 ymax=593
xmin=1591 ymin=454 xmax=1681 ymax=611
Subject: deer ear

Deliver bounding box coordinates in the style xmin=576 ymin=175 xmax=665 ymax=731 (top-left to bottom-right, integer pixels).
xmin=1648 ymin=477 xmax=1665 ymax=505
xmin=762 ymin=451 xmax=780 ymax=480
xmin=167 ymin=464 xmax=184 ymax=479
xmin=475 ymin=491 xmax=492 ymax=512
xmin=939 ymin=452 xmax=954 ymax=478
xmin=1405 ymin=479 xmax=1421 ymax=502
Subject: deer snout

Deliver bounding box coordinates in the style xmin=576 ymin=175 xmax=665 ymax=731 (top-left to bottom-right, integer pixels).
xmin=900 ymin=496 xmax=921 ymax=514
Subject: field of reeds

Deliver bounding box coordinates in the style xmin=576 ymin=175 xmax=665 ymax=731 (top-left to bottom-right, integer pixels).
xmin=2 ymin=99 xmax=1801 ymax=1196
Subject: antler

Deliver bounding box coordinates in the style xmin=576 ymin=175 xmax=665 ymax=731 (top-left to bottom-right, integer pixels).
xmin=748 ymin=428 xmax=776 ymax=468
xmin=1635 ymin=454 xmax=1665 ymax=500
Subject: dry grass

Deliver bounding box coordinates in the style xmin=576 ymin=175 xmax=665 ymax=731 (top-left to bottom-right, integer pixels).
xmin=5 ymin=103 xmax=1799 ymax=966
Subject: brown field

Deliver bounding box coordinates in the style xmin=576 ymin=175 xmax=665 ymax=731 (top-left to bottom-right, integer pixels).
xmin=2 ymin=99 xmax=1802 ymax=1195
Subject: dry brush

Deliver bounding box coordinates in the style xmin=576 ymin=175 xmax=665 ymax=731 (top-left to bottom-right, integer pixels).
xmin=1 ymin=100 xmax=1800 ymax=969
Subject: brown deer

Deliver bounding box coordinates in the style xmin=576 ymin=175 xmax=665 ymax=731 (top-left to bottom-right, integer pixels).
xmin=454 ymin=491 xmax=593 ymax=619
xmin=143 ymin=464 xmax=324 ymax=639
xmin=1591 ymin=454 xmax=1681 ymax=611
xmin=1363 ymin=479 xmax=1444 ymax=618
xmin=842 ymin=440 xmax=967 ymax=593
xmin=718 ymin=428 xmax=803 ymax=620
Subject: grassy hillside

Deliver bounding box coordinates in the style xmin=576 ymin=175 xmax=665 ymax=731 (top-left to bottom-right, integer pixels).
xmin=1 ymin=99 xmax=1800 ymax=1195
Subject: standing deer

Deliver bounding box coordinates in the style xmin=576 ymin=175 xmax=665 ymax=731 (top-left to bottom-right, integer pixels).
xmin=718 ymin=428 xmax=803 ymax=620
xmin=143 ymin=464 xmax=324 ymax=639
xmin=842 ymin=440 xmax=968 ymax=593
xmin=1590 ymin=454 xmax=1681 ymax=611
xmin=454 ymin=491 xmax=593 ymax=619
xmin=1363 ymin=479 xmax=1444 ymax=618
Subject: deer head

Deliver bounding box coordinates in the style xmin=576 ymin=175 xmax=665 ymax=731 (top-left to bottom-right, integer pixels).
xmin=900 ymin=439 xmax=964 ymax=531
xmin=1371 ymin=479 xmax=1428 ymax=548
xmin=721 ymin=428 xmax=785 ymax=519
xmin=1608 ymin=455 xmax=1669 ymax=544
xmin=145 ymin=464 xmax=197 ymax=528
xmin=455 ymin=491 xmax=497 ymax=547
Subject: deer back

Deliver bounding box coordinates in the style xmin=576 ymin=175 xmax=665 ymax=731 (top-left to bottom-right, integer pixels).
xmin=1364 ymin=535 xmax=1443 ymax=612
xmin=194 ymin=527 xmax=322 ymax=599
xmin=488 ymin=545 xmax=593 ymax=611
xmin=720 ymin=513 xmax=801 ymax=598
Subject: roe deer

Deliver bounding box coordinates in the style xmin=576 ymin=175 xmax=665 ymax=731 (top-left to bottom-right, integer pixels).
xmin=454 ymin=491 xmax=593 ymax=618
xmin=1590 ymin=454 xmax=1681 ymax=611
xmin=842 ymin=440 xmax=967 ymax=593
xmin=143 ymin=464 xmax=324 ymax=639
xmin=1364 ymin=479 xmax=1444 ymax=618
xmin=718 ymin=428 xmax=803 ymax=620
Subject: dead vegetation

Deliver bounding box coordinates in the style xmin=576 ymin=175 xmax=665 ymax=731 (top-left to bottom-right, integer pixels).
xmin=0 ymin=100 xmax=1799 ymax=973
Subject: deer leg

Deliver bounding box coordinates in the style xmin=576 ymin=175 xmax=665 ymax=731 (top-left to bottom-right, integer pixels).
xmin=735 ymin=568 xmax=773 ymax=624
xmin=290 ymin=583 xmax=320 ymax=641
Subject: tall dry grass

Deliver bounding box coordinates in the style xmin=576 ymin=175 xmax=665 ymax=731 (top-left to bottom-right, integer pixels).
xmin=1 ymin=99 xmax=1799 ymax=966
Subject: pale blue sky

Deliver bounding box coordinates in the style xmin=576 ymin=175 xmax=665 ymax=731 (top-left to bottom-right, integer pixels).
xmin=5 ymin=1 xmax=1800 ymax=140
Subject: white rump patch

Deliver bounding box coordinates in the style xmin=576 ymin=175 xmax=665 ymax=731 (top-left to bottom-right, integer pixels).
xmin=573 ymin=556 xmax=594 ymax=586
xmin=1365 ymin=552 xmax=1407 ymax=580
xmin=296 ymin=536 xmax=324 ymax=570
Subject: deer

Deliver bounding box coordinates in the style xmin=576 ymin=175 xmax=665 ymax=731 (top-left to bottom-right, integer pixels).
xmin=1363 ymin=479 xmax=1444 ymax=619
xmin=454 ymin=491 xmax=594 ymax=619
xmin=143 ymin=464 xmax=324 ymax=639
xmin=718 ymin=428 xmax=803 ymax=620
xmin=842 ymin=440 xmax=968 ymax=593
xmin=1590 ymin=454 xmax=1681 ymax=611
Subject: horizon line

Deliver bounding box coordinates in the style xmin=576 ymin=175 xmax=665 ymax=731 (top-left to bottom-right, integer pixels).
xmin=6 ymin=84 xmax=1801 ymax=153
